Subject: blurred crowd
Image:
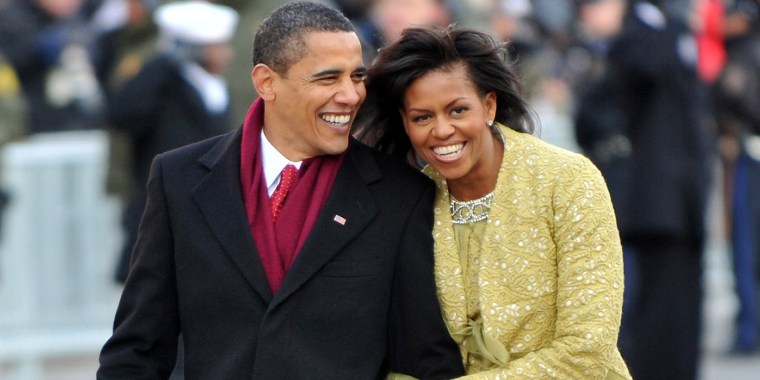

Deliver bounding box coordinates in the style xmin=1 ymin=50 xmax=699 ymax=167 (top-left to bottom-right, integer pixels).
xmin=0 ymin=0 xmax=759 ymax=379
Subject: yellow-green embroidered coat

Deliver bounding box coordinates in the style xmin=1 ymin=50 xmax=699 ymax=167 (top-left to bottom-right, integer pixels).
xmin=424 ymin=124 xmax=631 ymax=379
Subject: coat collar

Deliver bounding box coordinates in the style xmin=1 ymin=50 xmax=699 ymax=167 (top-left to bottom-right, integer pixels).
xmin=194 ymin=128 xmax=274 ymax=302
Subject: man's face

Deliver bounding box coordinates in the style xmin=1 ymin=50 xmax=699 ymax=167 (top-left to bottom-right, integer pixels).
xmin=578 ymin=0 xmax=626 ymax=40
xmin=36 ymin=0 xmax=83 ymax=18
xmin=265 ymin=31 xmax=366 ymax=161
xmin=202 ymin=42 xmax=234 ymax=75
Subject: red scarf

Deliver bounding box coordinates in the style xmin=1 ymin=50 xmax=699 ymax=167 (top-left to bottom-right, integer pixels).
xmin=239 ymin=98 xmax=345 ymax=294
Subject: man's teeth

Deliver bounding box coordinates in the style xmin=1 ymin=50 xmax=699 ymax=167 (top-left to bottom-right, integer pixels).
xmin=434 ymin=143 xmax=464 ymax=156
xmin=321 ymin=114 xmax=350 ymax=124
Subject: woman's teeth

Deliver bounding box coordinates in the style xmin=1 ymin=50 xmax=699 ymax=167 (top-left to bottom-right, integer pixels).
xmin=434 ymin=143 xmax=464 ymax=156
xmin=321 ymin=114 xmax=350 ymax=125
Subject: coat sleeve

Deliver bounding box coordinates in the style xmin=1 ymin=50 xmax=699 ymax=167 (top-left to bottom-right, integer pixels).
xmin=387 ymin=183 xmax=466 ymax=379
xmin=97 ymin=154 xmax=180 ymax=379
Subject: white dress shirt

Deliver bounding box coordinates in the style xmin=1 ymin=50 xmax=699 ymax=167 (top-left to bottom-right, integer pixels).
xmin=260 ymin=130 xmax=302 ymax=197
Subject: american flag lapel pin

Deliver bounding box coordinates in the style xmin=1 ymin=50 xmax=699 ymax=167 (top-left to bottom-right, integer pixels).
xmin=333 ymin=215 xmax=347 ymax=225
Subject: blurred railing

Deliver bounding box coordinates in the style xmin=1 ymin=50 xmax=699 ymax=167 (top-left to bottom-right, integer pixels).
xmin=0 ymin=130 xmax=122 ymax=379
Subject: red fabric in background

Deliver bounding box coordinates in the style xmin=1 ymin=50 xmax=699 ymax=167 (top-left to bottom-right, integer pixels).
xmin=696 ymin=0 xmax=727 ymax=83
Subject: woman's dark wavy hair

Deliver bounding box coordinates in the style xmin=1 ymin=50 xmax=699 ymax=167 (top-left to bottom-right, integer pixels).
xmin=354 ymin=25 xmax=536 ymax=159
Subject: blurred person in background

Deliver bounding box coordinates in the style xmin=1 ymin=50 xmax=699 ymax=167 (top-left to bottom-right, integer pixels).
xmin=489 ymin=0 xmax=543 ymax=92
xmin=0 ymin=48 xmax=25 ymax=240
xmin=88 ymin=0 xmax=159 ymax=90
xmin=370 ymin=0 xmax=451 ymax=44
xmin=0 ymin=0 xmax=138 ymax=134
xmin=489 ymin=0 xmax=537 ymax=54
xmin=491 ymin=0 xmax=581 ymax=152
xmin=109 ymin=0 xmax=239 ymax=283
xmin=338 ymin=0 xmax=452 ymax=63
xmin=572 ymin=0 xmax=630 ymax=217
xmin=333 ymin=0 xmax=378 ymax=62
xmin=608 ymin=1 xmax=716 ymax=379
xmin=713 ymin=0 xmax=760 ymax=355
xmin=532 ymin=0 xmax=577 ymax=50
xmin=571 ymin=0 xmax=633 ymax=338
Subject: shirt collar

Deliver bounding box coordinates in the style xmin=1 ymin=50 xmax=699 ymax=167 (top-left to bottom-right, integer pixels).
xmin=260 ymin=129 xmax=302 ymax=195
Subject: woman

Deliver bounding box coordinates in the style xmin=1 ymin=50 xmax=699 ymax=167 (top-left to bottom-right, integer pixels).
xmin=357 ymin=25 xmax=631 ymax=379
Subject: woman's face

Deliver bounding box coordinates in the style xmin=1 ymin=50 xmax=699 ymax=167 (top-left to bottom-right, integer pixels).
xmin=401 ymin=64 xmax=500 ymax=192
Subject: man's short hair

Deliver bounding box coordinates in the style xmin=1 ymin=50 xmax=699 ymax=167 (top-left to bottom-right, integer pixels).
xmin=252 ymin=1 xmax=356 ymax=74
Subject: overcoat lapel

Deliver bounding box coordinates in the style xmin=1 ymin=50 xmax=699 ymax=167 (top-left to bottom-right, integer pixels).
xmin=271 ymin=143 xmax=381 ymax=307
xmin=192 ymin=136 xmax=382 ymax=307
xmin=193 ymin=128 xmax=274 ymax=303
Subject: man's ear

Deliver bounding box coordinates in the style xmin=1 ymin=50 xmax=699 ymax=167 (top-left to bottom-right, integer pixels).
xmin=252 ymin=63 xmax=276 ymax=101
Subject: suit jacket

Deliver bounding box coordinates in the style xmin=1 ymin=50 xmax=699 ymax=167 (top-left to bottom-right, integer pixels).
xmin=97 ymin=128 xmax=464 ymax=379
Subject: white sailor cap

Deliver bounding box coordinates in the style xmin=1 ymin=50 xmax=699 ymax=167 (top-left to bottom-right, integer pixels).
xmin=154 ymin=1 xmax=239 ymax=44
xmin=496 ymin=0 xmax=532 ymax=17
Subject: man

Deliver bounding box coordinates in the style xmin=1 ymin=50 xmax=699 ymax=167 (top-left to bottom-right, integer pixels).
xmin=608 ymin=2 xmax=715 ymax=379
xmin=109 ymin=0 xmax=239 ymax=283
xmin=97 ymin=2 xmax=464 ymax=379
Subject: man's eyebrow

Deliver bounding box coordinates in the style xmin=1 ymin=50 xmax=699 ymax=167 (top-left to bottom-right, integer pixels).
xmin=312 ymin=66 xmax=367 ymax=78
xmin=312 ymin=69 xmax=342 ymax=78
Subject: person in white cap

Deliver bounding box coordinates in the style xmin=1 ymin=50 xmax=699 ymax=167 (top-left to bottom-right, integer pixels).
xmin=108 ymin=0 xmax=239 ymax=283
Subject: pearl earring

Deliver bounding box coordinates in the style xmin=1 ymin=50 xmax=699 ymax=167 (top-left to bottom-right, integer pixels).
xmin=487 ymin=120 xmax=494 ymax=127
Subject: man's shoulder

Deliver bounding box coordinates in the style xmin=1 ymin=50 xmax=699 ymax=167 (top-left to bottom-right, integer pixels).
xmin=159 ymin=128 xmax=239 ymax=165
xmin=348 ymin=139 xmax=432 ymax=189
xmin=124 ymin=55 xmax=183 ymax=86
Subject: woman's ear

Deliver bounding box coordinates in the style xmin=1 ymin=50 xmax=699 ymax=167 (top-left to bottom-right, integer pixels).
xmin=252 ymin=64 xmax=276 ymax=101
xmin=485 ymin=91 xmax=497 ymax=122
